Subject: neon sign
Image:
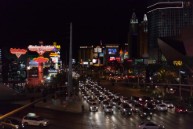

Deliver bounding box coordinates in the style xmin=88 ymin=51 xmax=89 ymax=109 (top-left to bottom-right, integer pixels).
xmin=173 ymin=60 xmax=182 ymax=66
xmin=49 ymin=52 xmax=60 ymax=57
xmin=28 ymin=45 xmax=55 ymax=55
xmin=33 ymin=57 xmax=49 ymax=63
xmin=10 ymin=48 xmax=27 ymax=58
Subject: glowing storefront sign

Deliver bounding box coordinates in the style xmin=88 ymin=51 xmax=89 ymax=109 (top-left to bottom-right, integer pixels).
xmin=28 ymin=45 xmax=55 ymax=55
xmin=10 ymin=48 xmax=27 ymax=58
xmin=49 ymin=52 xmax=60 ymax=57
xmin=29 ymin=60 xmax=38 ymax=67
xmin=48 ymin=69 xmax=58 ymax=73
xmin=33 ymin=57 xmax=49 ymax=63
xmin=53 ymin=42 xmax=61 ymax=49
xmin=94 ymin=47 xmax=102 ymax=53
xmin=51 ymin=57 xmax=58 ymax=63
xmin=109 ymin=57 xmax=115 ymax=61
xmin=106 ymin=45 xmax=119 ymax=48
xmin=173 ymin=60 xmax=182 ymax=66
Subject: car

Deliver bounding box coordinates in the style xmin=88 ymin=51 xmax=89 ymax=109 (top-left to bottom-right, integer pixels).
xmin=22 ymin=113 xmax=49 ymax=127
xmin=89 ymin=102 xmax=99 ymax=112
xmin=87 ymin=98 xmax=97 ymax=105
xmin=138 ymin=107 xmax=153 ymax=118
xmin=104 ymin=105 xmax=114 ymax=114
xmin=145 ymin=102 xmax=156 ymax=112
xmin=98 ymin=96 xmax=105 ymax=103
xmin=156 ymin=104 xmax=168 ymax=112
xmin=138 ymin=121 xmax=165 ymax=129
xmin=111 ymin=98 xmax=120 ymax=106
xmin=101 ymin=100 xmax=111 ymax=109
xmin=162 ymin=101 xmax=174 ymax=108
xmin=121 ymin=97 xmax=130 ymax=104
xmin=132 ymin=103 xmax=142 ymax=113
xmin=175 ymin=105 xmax=188 ymax=113
xmin=120 ymin=103 xmax=132 ymax=116
xmin=0 ymin=117 xmax=24 ymax=129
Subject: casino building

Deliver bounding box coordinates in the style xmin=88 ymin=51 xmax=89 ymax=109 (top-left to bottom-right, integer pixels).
xmin=147 ymin=0 xmax=193 ymax=61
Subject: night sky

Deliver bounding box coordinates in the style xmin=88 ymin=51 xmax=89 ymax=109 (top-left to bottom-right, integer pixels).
xmin=0 ymin=0 xmax=147 ymax=59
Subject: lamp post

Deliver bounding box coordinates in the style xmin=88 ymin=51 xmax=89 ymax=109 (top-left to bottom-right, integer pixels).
xmin=67 ymin=22 xmax=73 ymax=99
xmin=173 ymin=60 xmax=183 ymax=100
xmin=179 ymin=69 xmax=182 ymax=100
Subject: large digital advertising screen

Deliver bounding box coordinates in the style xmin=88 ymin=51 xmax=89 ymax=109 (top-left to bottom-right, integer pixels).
xmin=108 ymin=48 xmax=117 ymax=55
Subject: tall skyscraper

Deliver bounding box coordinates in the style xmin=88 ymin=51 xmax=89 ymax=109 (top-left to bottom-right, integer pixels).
xmin=139 ymin=14 xmax=148 ymax=58
xmin=128 ymin=12 xmax=139 ymax=59
xmin=147 ymin=0 xmax=193 ymax=60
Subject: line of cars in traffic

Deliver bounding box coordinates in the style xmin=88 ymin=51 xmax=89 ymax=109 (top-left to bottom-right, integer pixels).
xmin=79 ymin=79 xmax=191 ymax=129
xmin=80 ymin=79 xmax=188 ymax=116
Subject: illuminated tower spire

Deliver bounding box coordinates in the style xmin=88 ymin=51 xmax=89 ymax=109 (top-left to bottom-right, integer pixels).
xmin=143 ymin=14 xmax=148 ymax=22
xmin=143 ymin=14 xmax=148 ymax=32
xmin=130 ymin=12 xmax=138 ymax=24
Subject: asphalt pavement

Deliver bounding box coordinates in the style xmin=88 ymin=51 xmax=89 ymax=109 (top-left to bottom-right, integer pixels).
xmin=0 ymin=80 xmax=147 ymax=114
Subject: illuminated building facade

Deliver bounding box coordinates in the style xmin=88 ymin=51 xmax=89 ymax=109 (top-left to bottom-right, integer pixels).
xmin=78 ymin=45 xmax=94 ymax=66
xmin=26 ymin=42 xmax=62 ymax=86
xmin=0 ymin=48 xmax=27 ymax=85
xmin=28 ymin=43 xmax=55 ymax=86
xmin=93 ymin=45 xmax=105 ymax=66
xmin=79 ymin=43 xmax=130 ymax=66
xmin=49 ymin=42 xmax=62 ymax=70
xmin=147 ymin=0 xmax=193 ymax=60
xmin=105 ymin=44 xmax=120 ymax=64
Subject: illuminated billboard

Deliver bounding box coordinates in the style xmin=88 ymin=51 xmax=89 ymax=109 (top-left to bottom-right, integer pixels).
xmin=99 ymin=53 xmax=104 ymax=57
xmin=108 ymin=48 xmax=117 ymax=55
xmin=10 ymin=48 xmax=27 ymax=58
xmin=94 ymin=47 xmax=102 ymax=53
xmin=109 ymin=57 xmax=115 ymax=61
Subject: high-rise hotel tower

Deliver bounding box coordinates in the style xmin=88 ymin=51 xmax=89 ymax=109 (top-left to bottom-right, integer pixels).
xmin=147 ymin=0 xmax=193 ymax=60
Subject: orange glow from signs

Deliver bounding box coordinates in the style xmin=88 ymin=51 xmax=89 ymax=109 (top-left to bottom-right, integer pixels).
xmin=10 ymin=48 xmax=27 ymax=58
xmin=49 ymin=52 xmax=59 ymax=57
xmin=33 ymin=57 xmax=49 ymax=63
xmin=173 ymin=61 xmax=182 ymax=66
xmin=119 ymin=49 xmax=123 ymax=55
xmin=28 ymin=45 xmax=55 ymax=55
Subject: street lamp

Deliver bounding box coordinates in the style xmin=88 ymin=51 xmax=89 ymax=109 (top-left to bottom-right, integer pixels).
xmin=173 ymin=60 xmax=183 ymax=100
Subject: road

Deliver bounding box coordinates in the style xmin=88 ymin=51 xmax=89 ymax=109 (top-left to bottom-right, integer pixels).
xmin=0 ymin=80 xmax=192 ymax=129
xmin=0 ymin=101 xmax=192 ymax=129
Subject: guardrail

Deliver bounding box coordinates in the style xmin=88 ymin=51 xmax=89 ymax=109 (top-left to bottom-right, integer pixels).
xmin=0 ymin=96 xmax=47 ymax=121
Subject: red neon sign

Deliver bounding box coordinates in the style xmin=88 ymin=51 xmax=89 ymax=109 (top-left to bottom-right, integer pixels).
xmin=28 ymin=45 xmax=55 ymax=55
xmin=33 ymin=57 xmax=49 ymax=63
xmin=10 ymin=48 xmax=27 ymax=58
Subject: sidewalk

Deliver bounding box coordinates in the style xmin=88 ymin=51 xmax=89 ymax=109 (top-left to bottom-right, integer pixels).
xmin=36 ymin=96 xmax=82 ymax=113
xmin=12 ymin=95 xmax=83 ymax=114
xmin=11 ymin=80 xmax=146 ymax=114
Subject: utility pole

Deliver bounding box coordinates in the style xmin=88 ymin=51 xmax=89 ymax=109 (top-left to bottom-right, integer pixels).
xmin=67 ymin=22 xmax=73 ymax=99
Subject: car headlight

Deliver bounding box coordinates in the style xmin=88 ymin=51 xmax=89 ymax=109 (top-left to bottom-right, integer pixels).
xmin=15 ymin=125 xmax=19 ymax=129
xmin=44 ymin=121 xmax=48 ymax=125
xmin=22 ymin=123 xmax=25 ymax=128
